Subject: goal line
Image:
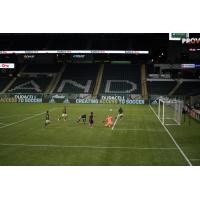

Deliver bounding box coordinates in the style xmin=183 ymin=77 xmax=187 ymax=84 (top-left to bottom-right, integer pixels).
xmin=149 ymin=104 xmax=192 ymax=166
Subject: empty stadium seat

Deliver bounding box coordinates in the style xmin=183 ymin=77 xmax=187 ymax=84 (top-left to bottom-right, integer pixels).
xmin=55 ymin=64 xmax=99 ymax=93
xmin=24 ymin=63 xmax=62 ymax=73
xmin=174 ymin=81 xmax=200 ymax=95
xmin=99 ymin=64 xmax=141 ymax=94
xmin=147 ymin=80 xmax=176 ymax=95
xmin=0 ymin=77 xmax=12 ymax=92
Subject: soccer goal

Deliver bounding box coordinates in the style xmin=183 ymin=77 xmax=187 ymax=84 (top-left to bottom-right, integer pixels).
xmin=158 ymin=98 xmax=183 ymax=125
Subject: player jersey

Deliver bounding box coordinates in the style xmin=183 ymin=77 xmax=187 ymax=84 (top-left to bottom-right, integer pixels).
xmin=119 ymin=108 xmax=123 ymax=114
xmin=89 ymin=114 xmax=93 ymax=122
xmin=81 ymin=114 xmax=86 ymax=119
xmin=108 ymin=116 xmax=113 ymax=123
xmin=46 ymin=113 xmax=50 ymax=120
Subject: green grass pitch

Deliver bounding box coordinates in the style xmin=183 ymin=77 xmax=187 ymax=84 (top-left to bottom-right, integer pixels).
xmin=0 ymin=103 xmax=199 ymax=166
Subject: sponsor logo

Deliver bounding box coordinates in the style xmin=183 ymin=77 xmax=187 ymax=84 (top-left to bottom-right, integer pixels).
xmin=52 ymin=94 xmax=66 ymax=99
xmin=0 ymin=63 xmax=15 ymax=69
xmin=182 ymin=38 xmax=200 ymax=44
xmin=14 ymin=95 xmax=42 ymax=103
xmin=101 ymin=96 xmax=125 ymax=101
xmin=76 ymin=99 xmax=99 ymax=104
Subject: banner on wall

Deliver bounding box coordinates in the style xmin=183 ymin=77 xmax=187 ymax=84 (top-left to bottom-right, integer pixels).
xmin=0 ymin=93 xmax=145 ymax=104
xmin=43 ymin=94 xmax=69 ymax=103
xmin=0 ymin=94 xmax=17 ymax=103
xmin=14 ymin=94 xmax=42 ymax=103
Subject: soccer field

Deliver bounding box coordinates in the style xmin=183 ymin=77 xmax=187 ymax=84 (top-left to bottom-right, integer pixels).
xmin=0 ymin=103 xmax=199 ymax=166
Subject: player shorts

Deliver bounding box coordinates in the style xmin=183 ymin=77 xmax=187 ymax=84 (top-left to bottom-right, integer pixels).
xmin=46 ymin=120 xmax=50 ymax=123
xmin=62 ymin=113 xmax=68 ymax=117
xmin=89 ymin=120 xmax=94 ymax=124
xmin=119 ymin=114 xmax=124 ymax=117
xmin=105 ymin=122 xmax=113 ymax=127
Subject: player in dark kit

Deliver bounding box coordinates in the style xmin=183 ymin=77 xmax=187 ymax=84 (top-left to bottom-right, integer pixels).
xmin=118 ymin=107 xmax=124 ymax=120
xmin=45 ymin=110 xmax=50 ymax=127
xmin=77 ymin=114 xmax=87 ymax=124
xmin=89 ymin=112 xmax=94 ymax=128
xmin=58 ymin=106 xmax=68 ymax=121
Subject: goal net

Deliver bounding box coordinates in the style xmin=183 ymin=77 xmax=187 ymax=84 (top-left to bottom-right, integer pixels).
xmin=158 ymin=98 xmax=183 ymax=125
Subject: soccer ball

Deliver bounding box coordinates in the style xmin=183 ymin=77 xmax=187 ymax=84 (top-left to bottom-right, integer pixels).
xmin=109 ymin=109 xmax=112 ymax=112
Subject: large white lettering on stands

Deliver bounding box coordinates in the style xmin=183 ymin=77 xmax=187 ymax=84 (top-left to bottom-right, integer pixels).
xmin=105 ymin=80 xmax=137 ymax=93
xmin=8 ymin=80 xmax=41 ymax=92
xmin=57 ymin=80 xmax=92 ymax=93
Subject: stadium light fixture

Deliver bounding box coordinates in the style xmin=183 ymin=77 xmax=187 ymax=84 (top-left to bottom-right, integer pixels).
xmin=0 ymin=50 xmax=149 ymax=55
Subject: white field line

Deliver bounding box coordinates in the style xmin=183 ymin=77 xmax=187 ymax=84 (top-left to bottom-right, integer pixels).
xmin=0 ymin=143 xmax=177 ymax=150
xmin=0 ymin=114 xmax=35 ymax=119
xmin=0 ymin=122 xmax=7 ymax=125
xmin=165 ymin=124 xmax=180 ymax=126
xmin=149 ymin=105 xmax=192 ymax=166
xmin=114 ymin=128 xmax=165 ymax=133
xmin=0 ymin=108 xmax=57 ymax=130
xmin=112 ymin=114 xmax=119 ymax=130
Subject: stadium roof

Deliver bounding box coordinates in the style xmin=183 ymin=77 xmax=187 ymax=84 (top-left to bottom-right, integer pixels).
xmin=0 ymin=33 xmax=200 ymax=63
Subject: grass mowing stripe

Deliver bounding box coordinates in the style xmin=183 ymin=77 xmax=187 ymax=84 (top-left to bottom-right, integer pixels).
xmin=0 ymin=114 xmax=35 ymax=119
xmin=0 ymin=143 xmax=177 ymax=150
xmin=0 ymin=108 xmax=57 ymax=130
xmin=149 ymin=104 xmax=192 ymax=166
xmin=190 ymin=159 xmax=200 ymax=161
xmin=114 ymin=128 xmax=165 ymax=133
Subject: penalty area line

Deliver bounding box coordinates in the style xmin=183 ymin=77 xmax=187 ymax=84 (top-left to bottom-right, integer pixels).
xmin=149 ymin=104 xmax=192 ymax=166
xmin=0 ymin=108 xmax=57 ymax=130
xmin=0 ymin=122 xmax=8 ymax=126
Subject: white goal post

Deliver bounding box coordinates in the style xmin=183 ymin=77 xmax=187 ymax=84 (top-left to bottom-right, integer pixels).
xmin=158 ymin=98 xmax=183 ymax=125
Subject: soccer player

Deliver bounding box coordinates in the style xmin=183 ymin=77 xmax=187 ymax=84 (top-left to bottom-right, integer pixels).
xmin=118 ymin=107 xmax=124 ymax=120
xmin=89 ymin=112 xmax=94 ymax=128
xmin=45 ymin=110 xmax=50 ymax=127
xmin=104 ymin=115 xmax=113 ymax=128
xmin=58 ymin=106 xmax=68 ymax=121
xmin=77 ymin=114 xmax=87 ymax=124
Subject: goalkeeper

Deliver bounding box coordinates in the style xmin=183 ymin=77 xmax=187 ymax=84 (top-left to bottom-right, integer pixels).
xmin=103 ymin=115 xmax=113 ymax=128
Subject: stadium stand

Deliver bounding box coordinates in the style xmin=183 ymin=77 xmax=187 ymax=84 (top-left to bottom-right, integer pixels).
xmin=23 ymin=63 xmax=62 ymax=73
xmin=147 ymin=80 xmax=177 ymax=95
xmin=0 ymin=77 xmax=12 ymax=92
xmin=174 ymin=81 xmax=200 ymax=95
xmin=99 ymin=64 xmax=141 ymax=94
xmin=54 ymin=64 xmax=99 ymax=94
xmin=7 ymin=77 xmax=52 ymax=93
